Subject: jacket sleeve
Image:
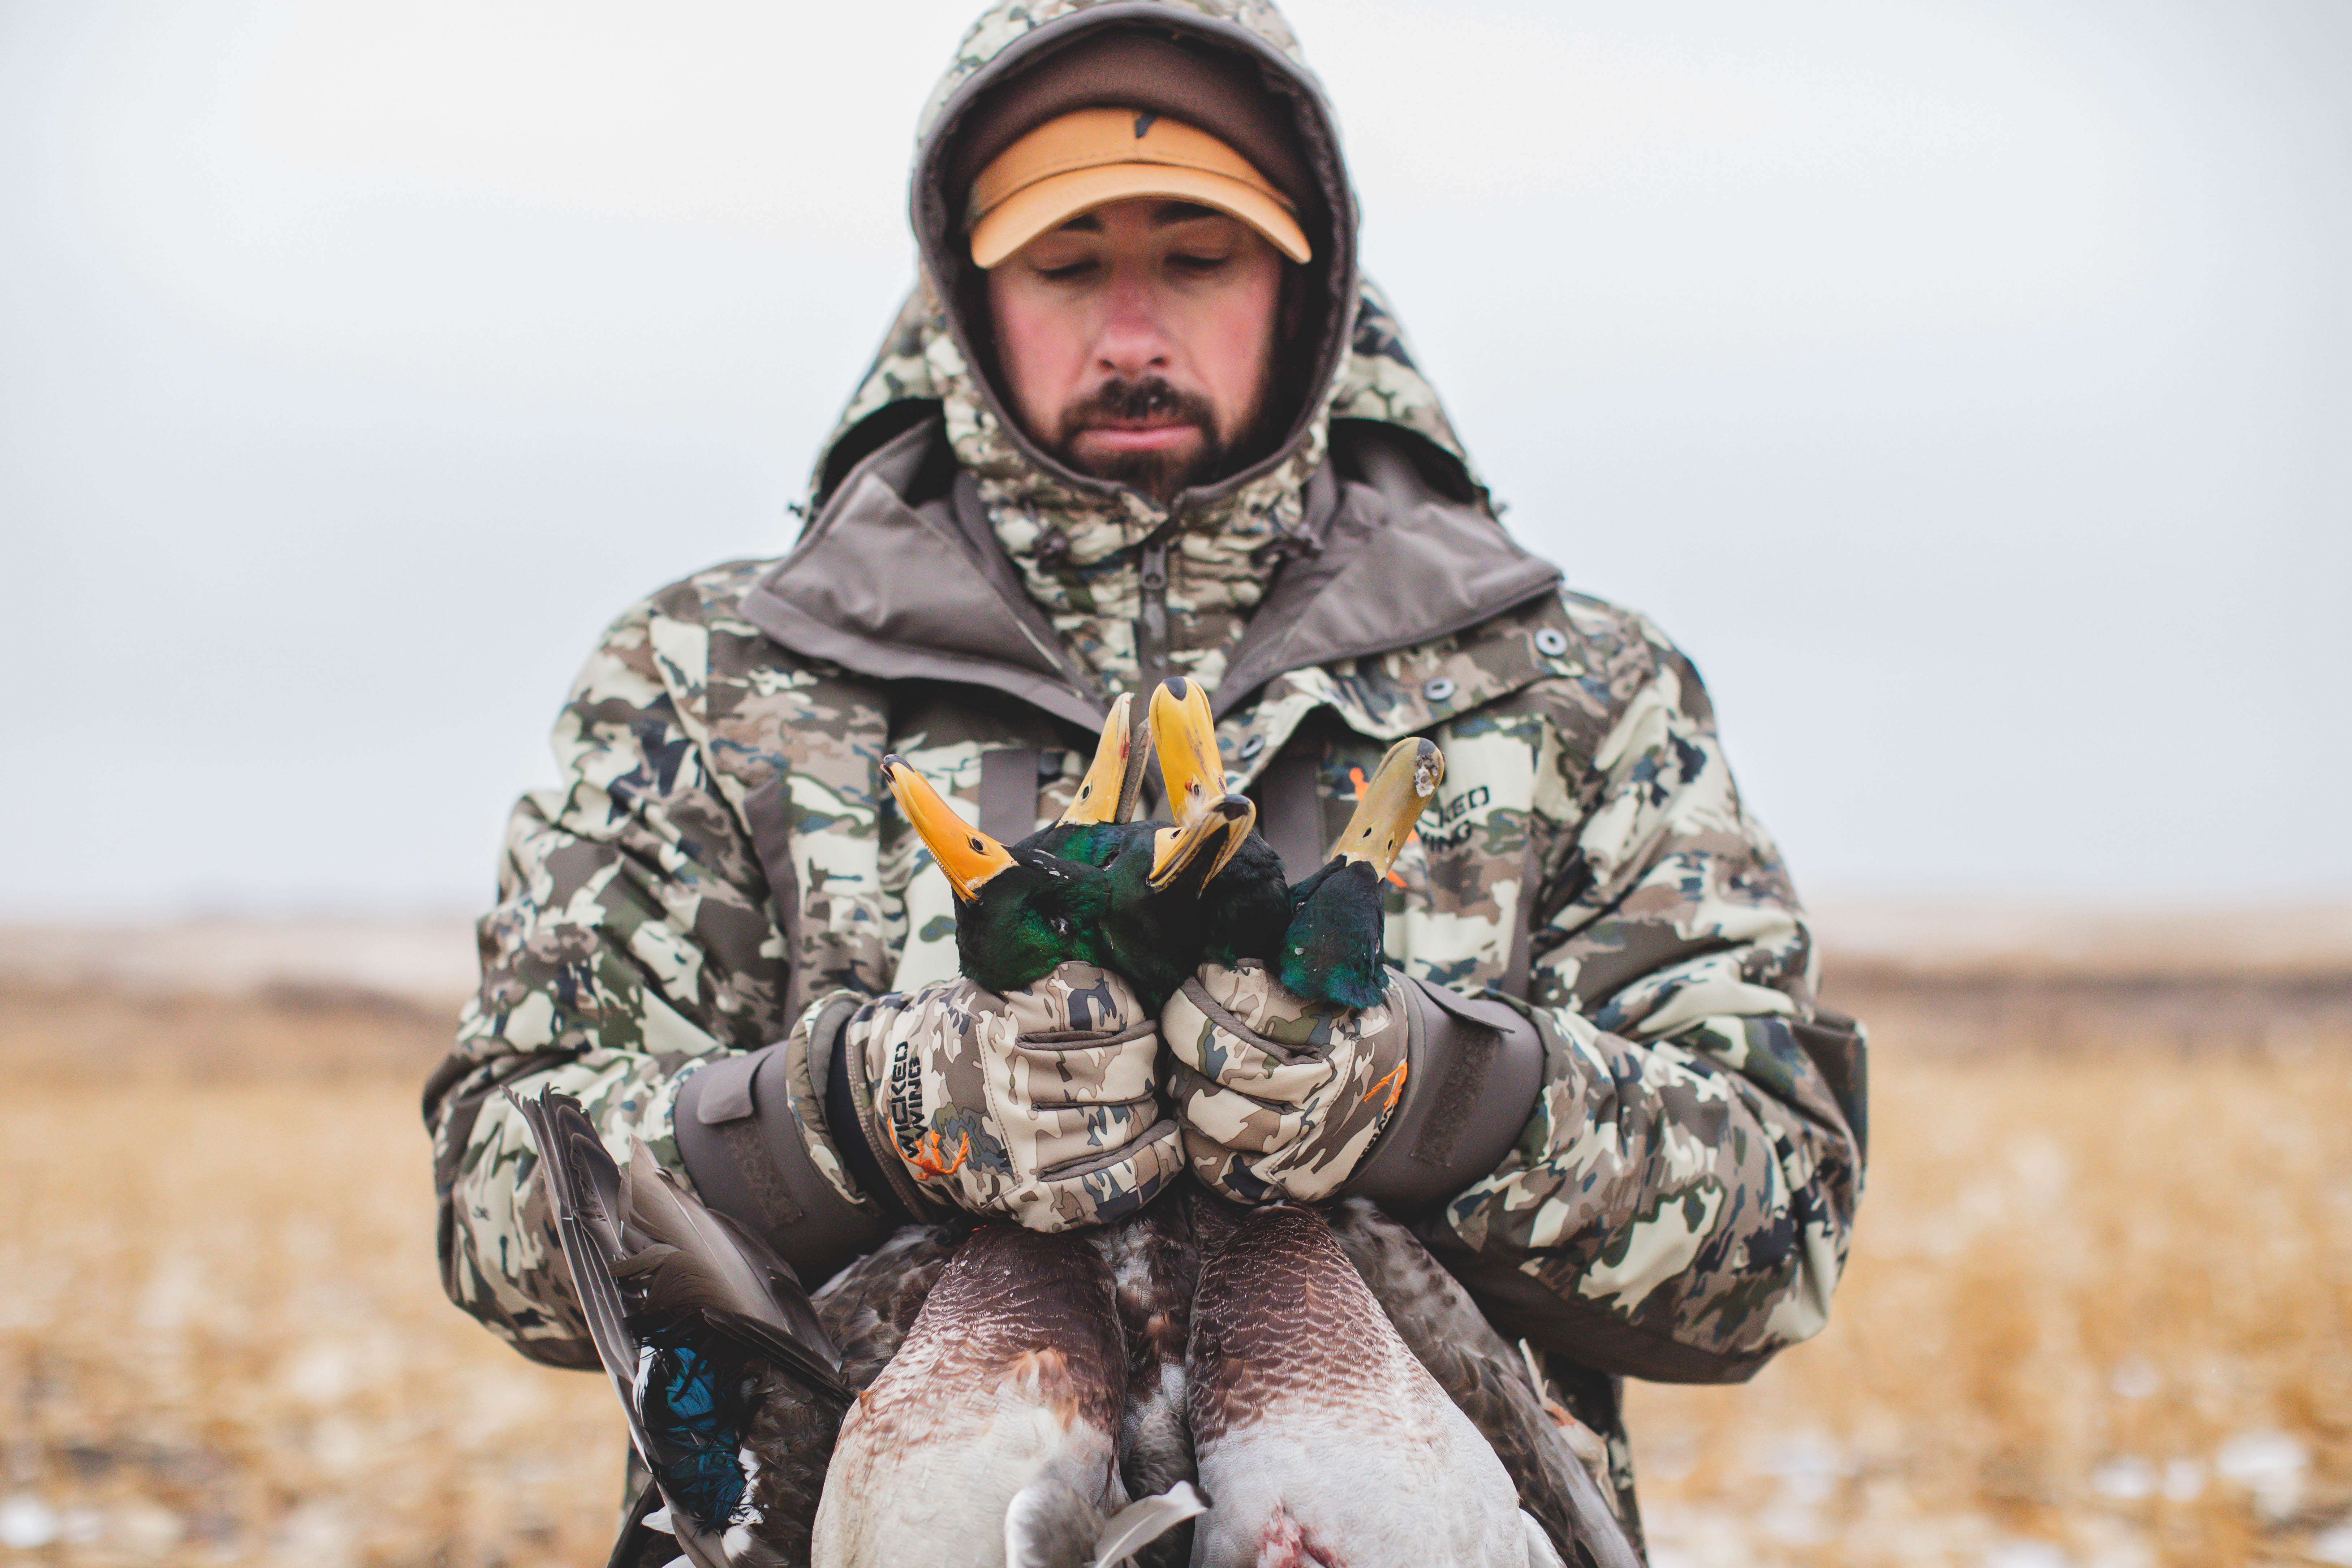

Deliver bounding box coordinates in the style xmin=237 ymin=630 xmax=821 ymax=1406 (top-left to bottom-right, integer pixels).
xmin=421 ymin=597 xmax=804 ymax=1368
xmin=1428 ymin=619 xmax=1867 ymax=1386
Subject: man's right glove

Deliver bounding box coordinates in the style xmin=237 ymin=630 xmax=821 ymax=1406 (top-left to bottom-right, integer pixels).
xmin=831 ymin=960 xmax=1181 ymax=1232
xmin=675 ymin=961 xmax=1182 ymax=1274
xmin=1160 ymin=959 xmax=1413 ymax=1204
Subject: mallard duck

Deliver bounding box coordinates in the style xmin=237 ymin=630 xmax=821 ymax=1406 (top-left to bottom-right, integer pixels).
xmin=882 ymin=694 xmax=1246 ymax=1013
xmin=1087 ymin=1193 xmax=1207 ymax=1568
xmin=1133 ymin=679 xmax=1288 ymax=961
xmin=877 ymin=755 xmax=1118 ymax=996
xmin=849 ymin=706 xmax=1214 ymax=1567
xmin=870 ymin=701 xmax=1618 ymax=1568
xmin=526 ymin=1112 xmax=1204 ymax=1568
xmin=811 ymin=1220 xmax=973 ymax=1392
xmin=511 ymin=1090 xmax=851 ymax=1568
xmin=1028 ymin=691 xmax=1149 ymax=868
xmin=1184 ymin=1201 xmax=1567 ymax=1568
xmin=1271 ymin=733 xmax=1442 ymax=1008
xmin=1091 ymin=681 xmax=1286 ymax=1009
xmin=798 ymin=1196 xmax=1638 ymax=1568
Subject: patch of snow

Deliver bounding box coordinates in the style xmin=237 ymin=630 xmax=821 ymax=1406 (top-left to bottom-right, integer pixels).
xmin=2217 ymin=1430 xmax=2307 ymax=1522
xmin=0 ymin=1498 xmax=60 ymax=1550
xmin=2307 ymin=1518 xmax=2352 ymax=1567
xmin=1984 ymin=1541 xmax=2071 ymax=1568
xmin=2090 ymin=1457 xmax=2156 ymax=1501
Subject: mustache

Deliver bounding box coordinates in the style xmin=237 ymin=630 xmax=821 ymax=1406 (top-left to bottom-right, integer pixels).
xmin=1053 ymin=377 xmax=1219 ymax=443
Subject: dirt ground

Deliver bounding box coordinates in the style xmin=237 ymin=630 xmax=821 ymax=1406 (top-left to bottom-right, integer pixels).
xmin=0 ymin=961 xmax=2346 ymax=1567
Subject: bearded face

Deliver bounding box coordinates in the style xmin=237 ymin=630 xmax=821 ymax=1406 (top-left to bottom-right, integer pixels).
xmin=1047 ymin=374 xmax=1233 ymax=498
xmin=985 ymin=199 xmax=1284 ymax=503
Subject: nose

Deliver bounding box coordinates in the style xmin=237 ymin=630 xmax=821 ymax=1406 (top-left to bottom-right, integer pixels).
xmin=1090 ymin=268 xmax=1173 ymax=381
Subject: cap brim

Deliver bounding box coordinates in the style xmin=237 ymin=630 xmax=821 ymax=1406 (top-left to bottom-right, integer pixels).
xmin=971 ymin=164 xmax=1312 ymax=268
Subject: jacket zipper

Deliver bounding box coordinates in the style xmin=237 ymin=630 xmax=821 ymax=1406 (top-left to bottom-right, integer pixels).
xmin=1136 ymin=529 xmax=1172 ymax=697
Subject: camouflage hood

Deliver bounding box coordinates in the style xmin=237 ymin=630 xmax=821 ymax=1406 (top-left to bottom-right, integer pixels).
xmin=762 ymin=0 xmax=1545 ymax=707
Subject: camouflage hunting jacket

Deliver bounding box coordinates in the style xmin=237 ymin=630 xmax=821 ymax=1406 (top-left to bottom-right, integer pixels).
xmin=422 ymin=0 xmax=1867 ymax=1532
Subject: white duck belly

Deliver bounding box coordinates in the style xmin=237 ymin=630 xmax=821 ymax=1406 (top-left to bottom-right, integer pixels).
xmin=813 ymin=1224 xmax=1129 ymax=1568
xmin=1185 ymin=1205 xmax=1561 ymax=1568
xmin=1325 ymin=1201 xmax=1640 ymax=1568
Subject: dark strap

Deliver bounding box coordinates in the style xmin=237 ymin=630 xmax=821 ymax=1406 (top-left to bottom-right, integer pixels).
xmin=1345 ymin=977 xmax=1546 ymax=1209
xmin=1411 ymin=1005 xmax=1499 ymax=1169
xmin=1499 ymin=845 xmax=1538 ymax=1001
xmin=979 ymin=745 xmax=1040 ymax=843
xmin=689 ymin=1049 xmax=807 ymax=1231
xmin=839 ymin=1022 xmax=940 ymax=1222
xmin=741 ymin=774 xmax=811 ymax=1018
xmin=671 ymin=1007 xmax=896 ymax=1288
xmin=1254 ymin=744 xmax=1325 ymax=874
xmin=824 ymin=1022 xmax=916 ymax=1222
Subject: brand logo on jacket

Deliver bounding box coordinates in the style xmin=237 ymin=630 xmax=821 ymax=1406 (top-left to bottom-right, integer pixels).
xmin=1418 ymin=784 xmax=1490 ymax=856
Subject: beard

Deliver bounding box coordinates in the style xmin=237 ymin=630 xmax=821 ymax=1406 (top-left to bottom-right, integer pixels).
xmin=1048 ymin=376 xmax=1237 ymax=501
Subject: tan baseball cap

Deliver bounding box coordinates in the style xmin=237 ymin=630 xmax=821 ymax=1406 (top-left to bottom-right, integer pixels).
xmin=966 ymin=106 xmax=1312 ymax=270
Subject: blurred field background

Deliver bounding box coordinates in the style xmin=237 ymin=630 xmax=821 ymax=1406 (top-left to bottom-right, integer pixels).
xmin=1 ymin=914 xmax=2347 ymax=1568
xmin=6 ymin=6 xmax=2347 ymax=1565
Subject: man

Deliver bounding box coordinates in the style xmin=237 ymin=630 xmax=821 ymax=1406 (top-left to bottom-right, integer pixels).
xmin=424 ymin=1 xmax=1867 ymax=1556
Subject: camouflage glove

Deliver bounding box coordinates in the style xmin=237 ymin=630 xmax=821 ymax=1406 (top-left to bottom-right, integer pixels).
xmin=841 ymin=961 xmax=1183 ymax=1233
xmin=1160 ymin=960 xmax=1412 ymax=1205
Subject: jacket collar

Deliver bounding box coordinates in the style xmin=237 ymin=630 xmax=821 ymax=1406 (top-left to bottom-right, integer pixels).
xmin=741 ymin=417 xmax=1561 ymax=738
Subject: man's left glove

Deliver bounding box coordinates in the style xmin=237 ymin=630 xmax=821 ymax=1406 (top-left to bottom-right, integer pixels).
xmin=1161 ymin=960 xmax=1551 ymax=1209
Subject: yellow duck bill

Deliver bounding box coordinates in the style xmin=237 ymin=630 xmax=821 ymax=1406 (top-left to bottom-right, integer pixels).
xmin=1146 ymin=676 xmax=1227 ymax=831
xmin=879 ymin=754 xmax=1018 ymax=901
xmin=1060 ymin=692 xmax=1139 ymax=827
xmin=1147 ymin=794 xmax=1257 ymax=890
xmin=1330 ymin=737 xmax=1445 ymax=878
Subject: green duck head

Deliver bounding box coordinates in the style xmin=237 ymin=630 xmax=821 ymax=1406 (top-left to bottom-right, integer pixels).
xmin=1082 ymin=680 xmax=1262 ymax=1011
xmin=1279 ymin=735 xmax=1445 ymax=1009
xmin=1139 ymin=676 xmax=1292 ymax=970
xmin=880 ymin=755 xmax=1113 ymax=994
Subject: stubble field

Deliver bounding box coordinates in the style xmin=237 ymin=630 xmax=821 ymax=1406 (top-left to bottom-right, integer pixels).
xmin=0 ymin=934 xmax=2345 ymax=1568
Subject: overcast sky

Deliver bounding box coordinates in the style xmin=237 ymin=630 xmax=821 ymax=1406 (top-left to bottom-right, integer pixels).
xmin=2 ymin=0 xmax=2346 ymax=921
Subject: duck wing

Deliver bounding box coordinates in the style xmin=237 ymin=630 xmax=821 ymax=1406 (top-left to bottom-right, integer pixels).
xmin=512 ymin=1090 xmax=636 ymax=1408
xmin=513 ymin=1090 xmax=849 ymax=1568
xmin=1326 ymin=1201 xmax=1642 ymax=1568
xmin=612 ymin=1137 xmax=850 ymax=1401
